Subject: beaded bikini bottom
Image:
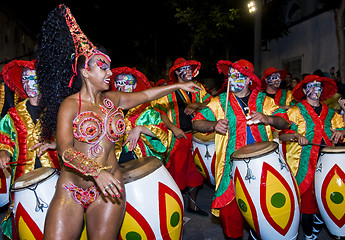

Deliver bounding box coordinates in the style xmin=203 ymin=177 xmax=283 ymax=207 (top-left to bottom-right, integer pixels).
xmin=62 ymin=182 xmax=100 ymax=209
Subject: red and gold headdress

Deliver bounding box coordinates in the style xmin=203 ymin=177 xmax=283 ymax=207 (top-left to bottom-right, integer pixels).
xmin=217 ymin=59 xmax=261 ymax=92
xmin=292 ymin=75 xmax=337 ymax=101
xmin=169 ymin=58 xmax=201 ymax=83
xmin=59 ymin=4 xmax=111 ymax=87
xmin=110 ymin=67 xmax=152 ymax=92
xmin=2 ymin=59 xmax=36 ymax=99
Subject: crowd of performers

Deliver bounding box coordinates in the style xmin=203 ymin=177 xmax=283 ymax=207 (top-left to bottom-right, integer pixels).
xmin=0 ymin=4 xmax=345 ymax=240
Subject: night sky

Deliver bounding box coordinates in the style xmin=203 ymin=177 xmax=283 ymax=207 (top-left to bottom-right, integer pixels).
xmin=1 ymin=1 xmax=253 ymax=85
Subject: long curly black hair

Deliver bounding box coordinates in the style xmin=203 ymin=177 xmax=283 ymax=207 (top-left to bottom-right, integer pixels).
xmin=36 ymin=5 xmax=82 ymax=140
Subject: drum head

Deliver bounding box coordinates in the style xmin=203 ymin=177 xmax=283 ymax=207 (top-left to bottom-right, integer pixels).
xmin=192 ymin=132 xmax=215 ymax=143
xmin=231 ymin=141 xmax=278 ymax=161
xmin=11 ymin=167 xmax=58 ymax=191
xmin=120 ymin=156 xmax=162 ymax=184
xmin=321 ymin=146 xmax=345 ymax=153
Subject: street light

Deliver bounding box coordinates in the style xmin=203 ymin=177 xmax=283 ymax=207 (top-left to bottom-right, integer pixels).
xmin=248 ymin=1 xmax=256 ymax=14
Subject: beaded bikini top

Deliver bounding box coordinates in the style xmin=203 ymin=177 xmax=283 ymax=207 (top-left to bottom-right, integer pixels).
xmin=73 ymin=93 xmax=125 ymax=158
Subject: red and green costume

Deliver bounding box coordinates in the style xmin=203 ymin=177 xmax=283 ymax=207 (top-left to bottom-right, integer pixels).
xmin=193 ymin=89 xmax=288 ymax=215
xmin=272 ymin=88 xmax=294 ymax=106
xmin=115 ymin=102 xmax=168 ymax=161
xmin=153 ymin=82 xmax=212 ymax=167
xmin=0 ymin=99 xmax=60 ymax=238
xmin=111 ymin=67 xmax=168 ymax=163
xmin=281 ymin=101 xmax=345 ymax=195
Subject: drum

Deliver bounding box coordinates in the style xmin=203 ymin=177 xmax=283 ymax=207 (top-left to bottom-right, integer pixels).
xmin=0 ymin=168 xmax=11 ymax=207
xmin=11 ymin=167 xmax=59 ymax=240
xmin=192 ymin=132 xmax=216 ymax=185
xmin=118 ymin=156 xmax=184 ymax=240
xmin=11 ymin=167 xmax=88 ymax=240
xmin=315 ymin=146 xmax=345 ymax=237
xmin=231 ymin=141 xmax=300 ymax=240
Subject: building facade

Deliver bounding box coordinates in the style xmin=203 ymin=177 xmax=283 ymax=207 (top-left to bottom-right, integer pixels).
xmin=261 ymin=0 xmax=340 ymax=80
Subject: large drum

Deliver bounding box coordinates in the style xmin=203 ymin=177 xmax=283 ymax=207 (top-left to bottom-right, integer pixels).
xmin=192 ymin=132 xmax=216 ymax=185
xmin=11 ymin=167 xmax=88 ymax=240
xmin=118 ymin=156 xmax=184 ymax=240
xmin=231 ymin=141 xmax=300 ymax=240
xmin=11 ymin=167 xmax=59 ymax=240
xmin=0 ymin=168 xmax=11 ymax=207
xmin=315 ymin=146 xmax=345 ymax=237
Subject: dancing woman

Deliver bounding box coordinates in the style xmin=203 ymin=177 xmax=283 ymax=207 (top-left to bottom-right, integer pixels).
xmin=36 ymin=5 xmax=200 ymax=240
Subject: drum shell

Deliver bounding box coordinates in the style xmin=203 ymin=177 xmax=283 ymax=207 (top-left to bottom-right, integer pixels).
xmin=315 ymin=147 xmax=345 ymax=237
xmin=232 ymin=142 xmax=300 ymax=240
xmin=192 ymin=133 xmax=216 ymax=185
xmin=11 ymin=168 xmax=58 ymax=240
xmin=119 ymin=157 xmax=184 ymax=240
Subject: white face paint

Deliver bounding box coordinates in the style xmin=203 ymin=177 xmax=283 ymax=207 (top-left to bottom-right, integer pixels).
xmin=21 ymin=68 xmax=39 ymax=98
xmin=266 ymin=72 xmax=281 ymax=88
xmin=114 ymin=74 xmax=137 ymax=92
xmin=228 ymin=67 xmax=246 ymax=93
xmin=304 ymin=81 xmax=323 ymax=100
xmin=178 ymin=65 xmax=192 ymax=82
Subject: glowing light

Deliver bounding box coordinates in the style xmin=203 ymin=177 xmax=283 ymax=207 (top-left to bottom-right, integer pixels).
xmin=248 ymin=1 xmax=256 ymax=13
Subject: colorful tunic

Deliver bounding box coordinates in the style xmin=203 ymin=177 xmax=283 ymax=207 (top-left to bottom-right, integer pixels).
xmin=280 ymin=100 xmax=345 ymax=195
xmin=0 ymin=99 xmax=59 ymax=239
xmin=0 ymin=82 xmax=23 ymax=119
xmin=192 ymin=89 xmax=288 ymax=216
xmin=0 ymin=99 xmax=60 ymax=181
xmin=273 ymin=88 xmax=293 ymax=106
xmin=115 ymin=102 xmax=168 ymax=162
xmin=153 ymin=81 xmax=211 ymax=167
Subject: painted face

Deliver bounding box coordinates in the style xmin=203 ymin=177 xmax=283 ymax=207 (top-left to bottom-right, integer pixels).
xmin=21 ymin=68 xmax=39 ymax=98
xmin=304 ymin=81 xmax=323 ymax=100
xmin=177 ymin=65 xmax=192 ymax=82
xmin=114 ymin=74 xmax=137 ymax=92
xmin=266 ymin=73 xmax=281 ymax=88
xmin=96 ymin=59 xmax=110 ymax=71
xmin=228 ymin=67 xmax=246 ymax=93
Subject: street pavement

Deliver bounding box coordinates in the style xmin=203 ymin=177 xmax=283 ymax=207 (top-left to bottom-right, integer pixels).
xmin=182 ymin=182 xmax=337 ymax=240
xmin=0 ymin=181 xmax=339 ymax=239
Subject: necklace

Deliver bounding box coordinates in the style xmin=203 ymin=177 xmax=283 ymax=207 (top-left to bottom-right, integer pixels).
xmin=236 ymin=96 xmax=250 ymax=116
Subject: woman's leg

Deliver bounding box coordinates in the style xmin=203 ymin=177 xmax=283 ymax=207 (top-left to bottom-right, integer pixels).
xmin=43 ymin=182 xmax=85 ymax=240
xmin=85 ymin=171 xmax=126 ymax=240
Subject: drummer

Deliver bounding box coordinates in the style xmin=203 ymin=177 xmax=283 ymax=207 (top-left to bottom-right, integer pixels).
xmin=153 ymin=57 xmax=211 ymax=216
xmin=261 ymin=67 xmax=294 ymax=110
xmin=110 ymin=67 xmax=168 ymax=163
xmin=192 ymin=59 xmax=290 ymax=240
xmin=0 ymin=60 xmax=60 ymax=239
xmin=279 ymin=75 xmax=345 ymax=240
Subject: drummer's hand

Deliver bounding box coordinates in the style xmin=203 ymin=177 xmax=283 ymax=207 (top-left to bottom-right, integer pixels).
xmin=172 ymin=127 xmax=186 ymax=139
xmin=248 ymin=111 xmax=269 ymax=125
xmin=30 ymin=141 xmax=57 ymax=157
xmin=214 ymin=119 xmax=229 ymax=135
xmin=178 ymin=81 xmax=202 ymax=93
xmin=338 ymin=98 xmax=345 ymax=111
xmin=95 ymin=171 xmax=123 ymax=199
xmin=330 ymin=128 xmax=344 ymax=144
xmin=184 ymin=102 xmax=199 ymax=115
xmin=294 ymin=133 xmax=309 ymax=146
xmin=0 ymin=150 xmax=11 ymax=169
xmin=123 ymin=126 xmax=143 ymax=151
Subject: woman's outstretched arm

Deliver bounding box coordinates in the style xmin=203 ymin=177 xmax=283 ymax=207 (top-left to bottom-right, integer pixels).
xmin=112 ymin=81 xmax=202 ymax=110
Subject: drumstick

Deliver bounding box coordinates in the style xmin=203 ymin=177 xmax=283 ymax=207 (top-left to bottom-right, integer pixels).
xmin=291 ymin=139 xmax=327 ymax=147
xmin=224 ymin=77 xmax=230 ymax=119
xmin=6 ymin=160 xmax=31 ymax=165
xmin=307 ymin=142 xmax=328 ymax=147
